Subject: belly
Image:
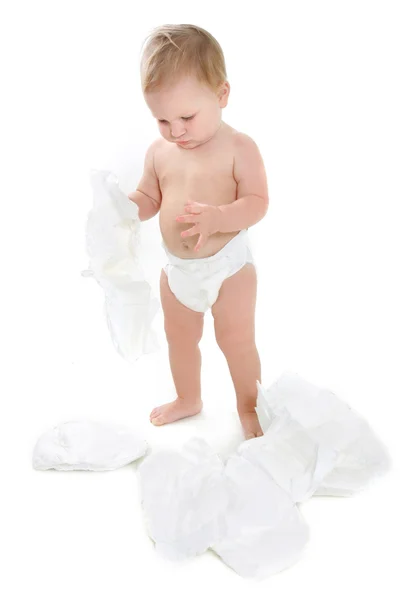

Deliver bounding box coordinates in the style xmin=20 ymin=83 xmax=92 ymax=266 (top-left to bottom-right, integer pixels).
xmin=159 ymin=192 xmax=240 ymax=259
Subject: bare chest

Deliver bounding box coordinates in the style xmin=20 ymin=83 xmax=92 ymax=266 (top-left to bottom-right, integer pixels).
xmin=157 ymin=145 xmax=236 ymax=204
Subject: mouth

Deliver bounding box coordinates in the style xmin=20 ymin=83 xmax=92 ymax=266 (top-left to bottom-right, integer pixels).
xmin=177 ymin=140 xmax=190 ymax=145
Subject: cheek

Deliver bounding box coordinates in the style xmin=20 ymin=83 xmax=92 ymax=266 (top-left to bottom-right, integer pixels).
xmin=198 ymin=113 xmax=218 ymax=132
xmin=158 ymin=125 xmax=169 ymax=138
xmin=191 ymin=119 xmax=205 ymax=133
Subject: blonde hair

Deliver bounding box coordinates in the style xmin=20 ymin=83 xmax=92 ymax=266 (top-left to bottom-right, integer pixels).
xmin=140 ymin=24 xmax=227 ymax=93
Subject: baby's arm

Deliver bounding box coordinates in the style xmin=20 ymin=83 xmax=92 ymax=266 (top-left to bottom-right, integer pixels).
xmin=218 ymin=133 xmax=269 ymax=232
xmin=128 ymin=140 xmax=162 ymax=221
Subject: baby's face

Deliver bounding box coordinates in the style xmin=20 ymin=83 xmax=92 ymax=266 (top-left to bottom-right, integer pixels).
xmin=144 ymin=75 xmax=229 ymax=149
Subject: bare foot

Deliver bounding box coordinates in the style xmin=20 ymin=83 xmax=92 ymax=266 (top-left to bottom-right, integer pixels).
xmin=239 ymin=410 xmax=264 ymax=440
xmin=150 ymin=397 xmax=203 ymax=426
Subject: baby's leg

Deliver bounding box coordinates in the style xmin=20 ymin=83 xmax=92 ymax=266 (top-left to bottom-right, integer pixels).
xmin=211 ymin=263 xmax=263 ymax=439
xmin=150 ymin=269 xmax=204 ymax=426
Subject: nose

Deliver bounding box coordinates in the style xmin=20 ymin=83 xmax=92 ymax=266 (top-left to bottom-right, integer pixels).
xmin=170 ymin=123 xmax=186 ymax=139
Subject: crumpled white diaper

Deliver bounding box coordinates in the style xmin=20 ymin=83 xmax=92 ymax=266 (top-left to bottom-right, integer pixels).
xmin=32 ymin=420 xmax=148 ymax=471
xmin=139 ymin=371 xmax=391 ymax=578
xmin=211 ymin=453 xmax=310 ymax=579
xmin=82 ymin=170 xmax=161 ymax=362
xmin=139 ymin=437 xmax=309 ymax=579
xmin=139 ymin=438 xmax=230 ymax=560
xmin=254 ymin=371 xmax=391 ymax=499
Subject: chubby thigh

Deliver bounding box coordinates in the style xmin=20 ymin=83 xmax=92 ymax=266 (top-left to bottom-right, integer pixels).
xmin=159 ymin=268 xmax=205 ymax=345
xmin=211 ymin=263 xmax=257 ymax=348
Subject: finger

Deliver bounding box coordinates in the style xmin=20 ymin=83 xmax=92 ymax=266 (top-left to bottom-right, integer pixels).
xmin=184 ymin=204 xmax=201 ymax=214
xmin=181 ymin=226 xmax=198 ymax=237
xmin=195 ymin=233 xmax=206 ymax=251
xmin=176 ymin=214 xmax=199 ymax=223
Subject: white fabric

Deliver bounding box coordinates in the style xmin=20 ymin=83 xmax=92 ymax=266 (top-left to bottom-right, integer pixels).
xmin=139 ymin=371 xmax=391 ymax=578
xmin=32 ymin=420 xmax=148 ymax=471
xmin=82 ymin=170 xmax=161 ymax=362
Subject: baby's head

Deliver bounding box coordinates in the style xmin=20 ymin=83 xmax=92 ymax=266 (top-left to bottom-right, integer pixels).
xmin=140 ymin=24 xmax=230 ymax=149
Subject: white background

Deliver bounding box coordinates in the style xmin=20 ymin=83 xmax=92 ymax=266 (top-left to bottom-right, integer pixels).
xmin=1 ymin=0 xmax=399 ymax=598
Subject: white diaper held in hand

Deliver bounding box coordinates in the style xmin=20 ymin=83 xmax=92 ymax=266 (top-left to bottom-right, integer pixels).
xmin=83 ymin=170 xmax=161 ymax=362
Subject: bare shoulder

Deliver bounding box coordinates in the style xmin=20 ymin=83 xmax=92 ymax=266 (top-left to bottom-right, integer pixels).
xmin=231 ymin=131 xmax=266 ymax=171
xmin=232 ymin=130 xmax=262 ymax=153
xmin=147 ymin=136 xmax=167 ymax=157
xmin=148 ymin=137 xmax=169 ymax=175
xmin=230 ymin=130 xmax=269 ymax=201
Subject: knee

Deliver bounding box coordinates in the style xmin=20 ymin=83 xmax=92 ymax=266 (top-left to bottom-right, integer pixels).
xmin=215 ymin=326 xmax=254 ymax=355
xmin=164 ymin=321 xmax=203 ymax=347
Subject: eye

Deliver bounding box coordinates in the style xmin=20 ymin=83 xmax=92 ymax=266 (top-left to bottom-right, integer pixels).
xmin=182 ymin=115 xmax=194 ymax=121
xmin=158 ymin=119 xmax=168 ymax=124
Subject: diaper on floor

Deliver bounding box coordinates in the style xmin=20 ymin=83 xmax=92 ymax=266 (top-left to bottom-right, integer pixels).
xmin=162 ymin=229 xmax=256 ymax=312
xmin=32 ymin=420 xmax=148 ymax=471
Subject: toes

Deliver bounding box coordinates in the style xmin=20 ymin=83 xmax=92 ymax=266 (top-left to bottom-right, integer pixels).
xmin=151 ymin=416 xmax=165 ymax=426
xmin=150 ymin=408 xmax=160 ymax=419
xmin=244 ymin=431 xmax=263 ymax=440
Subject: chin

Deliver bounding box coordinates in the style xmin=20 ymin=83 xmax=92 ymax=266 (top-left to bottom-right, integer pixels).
xmin=176 ymin=141 xmax=196 ymax=148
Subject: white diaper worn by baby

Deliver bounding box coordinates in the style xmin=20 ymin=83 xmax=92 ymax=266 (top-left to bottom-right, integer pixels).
xmin=82 ymin=170 xmax=161 ymax=363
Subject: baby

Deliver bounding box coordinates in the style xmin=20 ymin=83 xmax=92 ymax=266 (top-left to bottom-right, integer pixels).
xmin=129 ymin=24 xmax=269 ymax=439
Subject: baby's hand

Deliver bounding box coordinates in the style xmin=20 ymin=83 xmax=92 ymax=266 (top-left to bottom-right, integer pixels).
xmin=175 ymin=199 xmax=222 ymax=252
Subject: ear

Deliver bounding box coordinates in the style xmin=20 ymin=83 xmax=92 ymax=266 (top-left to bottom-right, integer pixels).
xmin=218 ymin=81 xmax=230 ymax=108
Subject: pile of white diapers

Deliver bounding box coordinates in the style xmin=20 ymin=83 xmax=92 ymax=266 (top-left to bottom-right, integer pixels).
xmin=32 ymin=371 xmax=391 ymax=580
xmin=138 ymin=371 xmax=391 ymax=578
